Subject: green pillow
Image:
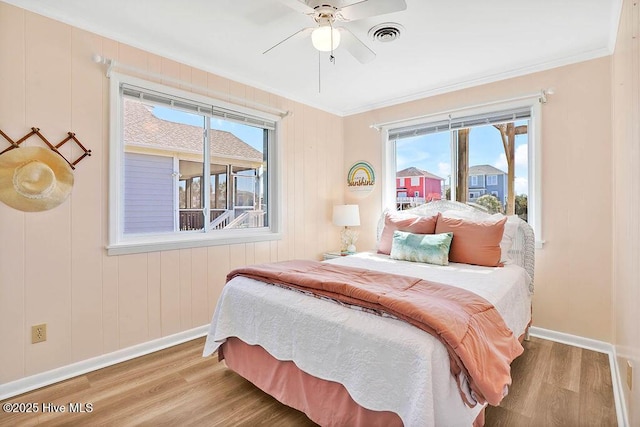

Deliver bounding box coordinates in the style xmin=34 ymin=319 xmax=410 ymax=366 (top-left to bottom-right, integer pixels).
xmin=390 ymin=231 xmax=453 ymax=266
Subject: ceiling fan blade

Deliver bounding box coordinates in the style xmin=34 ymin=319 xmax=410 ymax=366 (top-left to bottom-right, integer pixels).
xmin=339 ymin=0 xmax=407 ymax=21
xmin=337 ymin=28 xmax=376 ymax=63
xmin=277 ymin=0 xmax=315 ymax=14
xmin=263 ymin=27 xmax=314 ymax=55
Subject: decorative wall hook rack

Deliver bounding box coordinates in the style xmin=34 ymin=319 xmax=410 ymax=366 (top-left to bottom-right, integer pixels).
xmin=0 ymin=127 xmax=91 ymax=170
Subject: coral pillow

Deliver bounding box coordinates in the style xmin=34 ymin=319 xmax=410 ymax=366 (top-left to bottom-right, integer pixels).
xmin=377 ymin=212 xmax=439 ymax=255
xmin=435 ymin=216 xmax=507 ymax=267
xmin=441 ymin=210 xmax=518 ymax=264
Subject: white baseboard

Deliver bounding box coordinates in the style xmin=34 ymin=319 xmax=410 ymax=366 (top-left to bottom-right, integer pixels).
xmin=0 ymin=325 xmax=209 ymax=401
xmin=529 ymin=326 xmax=629 ymax=427
xmin=529 ymin=326 xmax=611 ymax=353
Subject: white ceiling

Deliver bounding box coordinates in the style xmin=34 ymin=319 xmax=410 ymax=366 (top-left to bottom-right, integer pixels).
xmin=4 ymin=0 xmax=622 ymax=116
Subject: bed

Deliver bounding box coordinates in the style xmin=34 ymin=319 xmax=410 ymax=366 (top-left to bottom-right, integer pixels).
xmin=203 ymin=200 xmax=535 ymax=426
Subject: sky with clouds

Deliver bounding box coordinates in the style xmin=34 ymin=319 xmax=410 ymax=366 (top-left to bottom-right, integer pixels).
xmin=396 ymin=121 xmax=529 ymax=196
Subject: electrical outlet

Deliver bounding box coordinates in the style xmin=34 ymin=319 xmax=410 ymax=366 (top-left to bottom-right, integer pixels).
xmin=31 ymin=324 xmax=46 ymax=344
xmin=627 ymin=361 xmax=633 ymax=390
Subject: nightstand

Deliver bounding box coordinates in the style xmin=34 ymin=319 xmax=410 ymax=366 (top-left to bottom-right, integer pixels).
xmin=323 ymin=251 xmax=356 ymax=260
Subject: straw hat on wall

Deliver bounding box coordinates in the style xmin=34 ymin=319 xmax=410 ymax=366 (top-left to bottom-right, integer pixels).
xmin=0 ymin=146 xmax=74 ymax=212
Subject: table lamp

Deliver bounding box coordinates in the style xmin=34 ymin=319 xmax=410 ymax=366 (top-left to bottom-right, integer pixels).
xmin=332 ymin=204 xmax=360 ymax=254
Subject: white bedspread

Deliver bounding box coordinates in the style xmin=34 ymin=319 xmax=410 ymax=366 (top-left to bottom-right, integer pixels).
xmin=203 ymin=252 xmax=532 ymax=427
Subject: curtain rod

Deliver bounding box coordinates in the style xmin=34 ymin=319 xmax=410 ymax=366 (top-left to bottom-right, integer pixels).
xmin=92 ymin=54 xmax=291 ymax=119
xmin=370 ymin=89 xmax=554 ymax=131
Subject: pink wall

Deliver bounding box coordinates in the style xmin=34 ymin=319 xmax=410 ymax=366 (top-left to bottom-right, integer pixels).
xmin=2 ymin=5 xmax=637 ymax=422
xmin=344 ymin=58 xmax=613 ymax=343
xmin=0 ymin=3 xmax=344 ymax=384
xmin=423 ymin=178 xmax=442 ymax=200
xmin=612 ymin=0 xmax=640 ymax=422
xmin=397 ymin=177 xmax=442 ymax=199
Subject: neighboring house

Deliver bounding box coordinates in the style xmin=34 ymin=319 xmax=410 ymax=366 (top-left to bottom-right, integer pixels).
xmin=396 ymin=167 xmax=443 ymax=209
xmin=468 ymin=165 xmax=507 ymax=206
xmin=123 ymin=99 xmax=264 ymax=232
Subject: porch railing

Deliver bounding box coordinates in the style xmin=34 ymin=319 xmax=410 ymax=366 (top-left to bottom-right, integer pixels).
xmin=179 ymin=209 xmax=230 ymax=231
xmin=179 ymin=209 xmax=204 ymax=230
xmin=210 ymin=210 xmax=234 ymax=230
xmin=225 ymin=210 xmax=265 ymax=228
xmin=179 ymin=208 xmax=265 ymax=230
xmin=396 ymin=197 xmax=426 ymax=209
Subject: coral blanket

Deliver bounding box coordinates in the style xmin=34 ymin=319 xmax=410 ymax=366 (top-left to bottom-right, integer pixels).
xmin=227 ymin=260 xmax=523 ymax=407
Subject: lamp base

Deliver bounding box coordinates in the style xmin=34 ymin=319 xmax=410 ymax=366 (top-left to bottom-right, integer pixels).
xmin=340 ymin=227 xmax=358 ymax=255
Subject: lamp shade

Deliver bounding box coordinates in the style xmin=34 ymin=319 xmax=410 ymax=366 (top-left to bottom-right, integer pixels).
xmin=311 ymin=26 xmax=341 ymax=52
xmin=333 ymin=204 xmax=360 ymax=227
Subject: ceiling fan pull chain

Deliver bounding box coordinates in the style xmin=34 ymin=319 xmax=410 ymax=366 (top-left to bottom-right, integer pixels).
xmin=330 ymin=20 xmax=336 ymax=65
xmin=318 ymin=51 xmax=322 ymax=93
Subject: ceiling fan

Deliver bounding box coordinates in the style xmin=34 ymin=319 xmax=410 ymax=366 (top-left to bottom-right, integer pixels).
xmin=263 ymin=0 xmax=407 ymax=64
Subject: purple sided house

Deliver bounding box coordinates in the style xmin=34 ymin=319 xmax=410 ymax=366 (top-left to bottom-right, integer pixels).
xmin=468 ymin=164 xmax=507 ymax=207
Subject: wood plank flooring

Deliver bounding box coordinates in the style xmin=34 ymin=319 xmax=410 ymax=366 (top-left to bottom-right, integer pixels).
xmin=485 ymin=337 xmax=617 ymax=426
xmin=0 ymin=336 xmax=617 ymax=426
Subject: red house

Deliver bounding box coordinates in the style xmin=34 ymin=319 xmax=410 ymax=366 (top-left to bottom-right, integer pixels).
xmin=396 ymin=167 xmax=444 ymax=209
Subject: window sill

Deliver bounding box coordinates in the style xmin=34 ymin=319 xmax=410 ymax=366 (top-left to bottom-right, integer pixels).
xmin=107 ymin=229 xmax=282 ymax=255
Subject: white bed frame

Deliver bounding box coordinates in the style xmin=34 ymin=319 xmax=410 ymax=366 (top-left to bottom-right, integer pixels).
xmin=377 ymin=200 xmax=535 ymax=292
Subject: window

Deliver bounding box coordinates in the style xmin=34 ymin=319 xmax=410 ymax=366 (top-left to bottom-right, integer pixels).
xmin=410 ymin=176 xmax=420 ymax=186
xmin=491 ymin=190 xmax=499 ymax=198
xmin=383 ymin=97 xmax=542 ymax=247
xmin=108 ymin=74 xmax=281 ymax=254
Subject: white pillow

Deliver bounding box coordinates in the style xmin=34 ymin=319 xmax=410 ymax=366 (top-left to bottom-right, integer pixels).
xmin=441 ymin=210 xmax=478 ymax=220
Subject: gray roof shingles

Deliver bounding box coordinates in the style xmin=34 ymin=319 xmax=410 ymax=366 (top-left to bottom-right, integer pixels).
xmin=469 ymin=164 xmax=506 ymax=175
xmin=396 ymin=166 xmax=444 ymax=180
xmin=123 ymin=99 xmax=263 ymax=162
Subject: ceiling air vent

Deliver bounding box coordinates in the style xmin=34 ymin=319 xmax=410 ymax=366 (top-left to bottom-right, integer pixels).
xmin=368 ymin=22 xmax=404 ymax=43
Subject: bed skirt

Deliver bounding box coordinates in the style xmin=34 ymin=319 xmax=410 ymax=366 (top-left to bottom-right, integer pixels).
xmin=219 ymin=337 xmax=486 ymax=426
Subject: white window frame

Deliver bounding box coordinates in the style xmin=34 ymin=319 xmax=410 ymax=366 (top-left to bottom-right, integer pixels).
xmin=487 ymin=175 xmax=498 ymax=186
xmin=470 ymin=175 xmax=479 ymax=187
xmin=381 ymin=96 xmax=543 ymax=248
xmin=107 ymin=73 xmax=282 ymax=255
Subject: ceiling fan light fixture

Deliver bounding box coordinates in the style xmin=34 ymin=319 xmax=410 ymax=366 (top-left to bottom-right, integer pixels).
xmin=311 ymin=25 xmax=341 ymax=52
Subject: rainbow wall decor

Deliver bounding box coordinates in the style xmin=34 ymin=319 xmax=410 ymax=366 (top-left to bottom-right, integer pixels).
xmin=347 ymin=161 xmax=375 ymax=195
